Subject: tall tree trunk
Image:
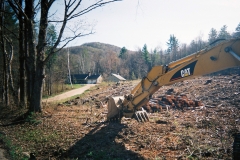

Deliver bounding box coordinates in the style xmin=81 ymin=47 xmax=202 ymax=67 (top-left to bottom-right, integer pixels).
xmin=3 ymin=45 xmax=10 ymax=107
xmin=2 ymin=47 xmax=9 ymax=107
xmin=24 ymin=20 xmax=31 ymax=105
xmin=47 ymin=66 xmax=52 ymax=95
xmin=0 ymin=1 xmax=9 ymax=107
xmin=19 ymin=0 xmax=26 ymax=107
xmin=47 ymin=71 xmax=49 ymax=95
xmin=0 ymin=0 xmax=3 ymax=104
xmin=25 ymin=0 xmax=36 ymax=109
xmin=29 ymin=62 xmax=44 ymax=112
xmin=28 ymin=0 xmax=48 ymax=112
xmin=5 ymin=38 xmax=19 ymax=106
xmin=68 ymin=49 xmax=73 ymax=88
xmin=3 ymin=54 xmax=9 ymax=107
xmin=49 ymin=67 xmax=52 ymax=95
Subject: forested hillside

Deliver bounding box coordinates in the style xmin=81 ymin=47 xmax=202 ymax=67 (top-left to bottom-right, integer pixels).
xmin=58 ymin=42 xmax=123 ymax=77
xmin=49 ymin=24 xmax=240 ymax=89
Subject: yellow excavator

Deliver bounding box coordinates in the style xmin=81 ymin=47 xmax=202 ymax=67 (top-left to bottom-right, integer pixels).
xmin=107 ymin=38 xmax=240 ymax=122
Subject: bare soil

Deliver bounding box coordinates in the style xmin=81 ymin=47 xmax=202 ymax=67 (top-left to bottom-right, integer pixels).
xmin=0 ymin=75 xmax=240 ymax=160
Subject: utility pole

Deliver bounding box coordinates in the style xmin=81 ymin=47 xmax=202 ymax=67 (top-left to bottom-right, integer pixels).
xmin=67 ymin=48 xmax=73 ymax=88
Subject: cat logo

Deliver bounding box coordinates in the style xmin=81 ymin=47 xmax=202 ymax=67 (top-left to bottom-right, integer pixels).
xmin=181 ymin=68 xmax=190 ymax=77
xmin=170 ymin=60 xmax=197 ymax=81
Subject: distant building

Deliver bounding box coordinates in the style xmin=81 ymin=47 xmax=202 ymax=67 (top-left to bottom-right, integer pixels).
xmin=107 ymin=73 xmax=126 ymax=82
xmin=71 ymin=72 xmax=103 ymax=84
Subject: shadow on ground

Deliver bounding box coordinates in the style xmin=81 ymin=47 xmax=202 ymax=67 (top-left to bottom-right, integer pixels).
xmin=62 ymin=122 xmax=144 ymax=160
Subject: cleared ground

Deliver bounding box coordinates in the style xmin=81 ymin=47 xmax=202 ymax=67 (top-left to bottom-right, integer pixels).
xmin=0 ymin=75 xmax=240 ymax=159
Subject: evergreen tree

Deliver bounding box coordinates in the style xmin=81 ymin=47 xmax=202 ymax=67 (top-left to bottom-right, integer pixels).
xmin=151 ymin=49 xmax=160 ymax=66
xmin=141 ymin=44 xmax=151 ymax=70
xmin=233 ymin=22 xmax=240 ymax=37
xmin=141 ymin=44 xmax=150 ymax=63
xmin=119 ymin=46 xmax=127 ymax=59
xmin=236 ymin=22 xmax=240 ymax=32
xmin=166 ymin=34 xmax=179 ymax=61
xmin=208 ymin=28 xmax=218 ymax=44
xmin=217 ymin=25 xmax=231 ymax=39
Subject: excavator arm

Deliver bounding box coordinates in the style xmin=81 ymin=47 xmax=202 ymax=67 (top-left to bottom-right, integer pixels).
xmin=107 ymin=38 xmax=240 ymax=121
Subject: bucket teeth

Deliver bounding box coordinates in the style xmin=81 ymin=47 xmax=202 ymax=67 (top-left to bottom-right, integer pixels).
xmin=134 ymin=110 xmax=149 ymax=122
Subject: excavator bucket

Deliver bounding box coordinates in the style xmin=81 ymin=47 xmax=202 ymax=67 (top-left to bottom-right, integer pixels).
xmin=107 ymin=96 xmax=149 ymax=122
xmin=107 ymin=96 xmax=124 ymax=121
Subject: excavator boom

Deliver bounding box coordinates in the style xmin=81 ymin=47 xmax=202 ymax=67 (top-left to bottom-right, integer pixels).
xmin=107 ymin=38 xmax=240 ymax=121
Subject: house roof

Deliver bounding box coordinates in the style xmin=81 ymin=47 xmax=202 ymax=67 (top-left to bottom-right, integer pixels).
xmin=111 ymin=73 xmax=126 ymax=81
xmin=87 ymin=75 xmax=101 ymax=79
xmin=71 ymin=74 xmax=101 ymax=80
xmin=71 ymin=74 xmax=88 ymax=80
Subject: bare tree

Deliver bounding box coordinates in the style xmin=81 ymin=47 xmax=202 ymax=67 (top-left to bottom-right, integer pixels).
xmin=0 ymin=0 xmax=18 ymax=107
xmin=18 ymin=0 xmax=26 ymax=107
xmin=7 ymin=0 xmax=122 ymax=112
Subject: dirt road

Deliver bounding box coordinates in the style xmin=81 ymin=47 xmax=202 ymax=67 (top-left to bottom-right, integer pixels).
xmin=43 ymin=84 xmax=97 ymax=103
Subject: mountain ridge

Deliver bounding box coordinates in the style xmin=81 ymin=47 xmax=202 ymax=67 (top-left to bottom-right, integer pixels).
xmin=61 ymin=42 xmax=135 ymax=55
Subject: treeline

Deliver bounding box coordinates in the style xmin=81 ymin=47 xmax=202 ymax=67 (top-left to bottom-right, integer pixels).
xmin=53 ymin=23 xmax=240 ymax=83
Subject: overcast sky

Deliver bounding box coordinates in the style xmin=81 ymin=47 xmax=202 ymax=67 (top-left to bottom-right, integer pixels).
xmin=53 ymin=0 xmax=240 ymax=51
